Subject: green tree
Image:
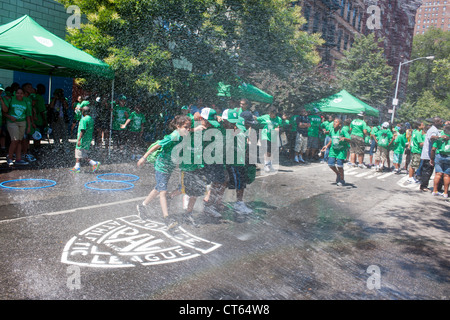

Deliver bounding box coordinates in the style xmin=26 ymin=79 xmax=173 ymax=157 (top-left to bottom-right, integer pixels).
xmin=57 ymin=0 xmax=323 ymax=107
xmin=397 ymin=90 xmax=450 ymax=122
xmin=335 ymin=33 xmax=393 ymax=116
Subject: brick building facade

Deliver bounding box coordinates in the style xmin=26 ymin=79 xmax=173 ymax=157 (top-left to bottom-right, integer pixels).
xmin=414 ymin=0 xmax=450 ymax=35
xmin=297 ymin=0 xmax=422 ymax=118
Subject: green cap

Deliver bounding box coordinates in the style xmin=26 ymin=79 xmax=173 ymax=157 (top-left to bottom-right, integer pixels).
xmin=200 ymin=108 xmax=220 ymax=128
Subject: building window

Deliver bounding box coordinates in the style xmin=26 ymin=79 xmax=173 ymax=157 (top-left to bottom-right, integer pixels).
xmin=340 ymin=0 xmax=346 ymax=17
xmin=337 ymin=29 xmax=343 ymax=51
xmin=344 ymin=33 xmax=349 ymax=50
xmin=313 ymin=11 xmax=321 ymax=33
xmin=346 ymin=1 xmax=352 ymax=23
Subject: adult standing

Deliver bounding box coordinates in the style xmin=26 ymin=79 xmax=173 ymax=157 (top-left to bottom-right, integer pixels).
xmin=294 ymin=108 xmax=310 ymax=163
xmin=305 ymin=108 xmax=322 ymax=162
xmin=49 ymin=88 xmax=70 ymax=149
xmin=256 ymin=106 xmax=282 ymax=172
xmin=111 ymin=94 xmax=130 ymax=154
xmin=0 ymin=88 xmax=31 ymax=165
xmin=348 ymin=112 xmax=368 ymax=168
xmin=420 ymin=117 xmax=445 ymax=192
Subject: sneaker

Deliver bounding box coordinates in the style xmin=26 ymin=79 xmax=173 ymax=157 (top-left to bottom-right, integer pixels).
xmin=24 ymin=154 xmax=36 ymax=162
xmin=204 ymin=205 xmax=222 ymax=218
xmin=406 ymin=177 xmax=415 ymax=184
xmin=298 ymin=156 xmax=305 ymax=163
xmin=337 ymin=179 xmax=345 ymax=187
xmin=347 ymin=162 xmax=354 ymax=167
xmin=14 ymin=159 xmax=29 ymax=165
xmin=137 ymin=204 xmax=151 ymax=219
xmin=92 ymin=161 xmax=100 ymax=173
xmin=7 ymin=158 xmax=14 ymax=166
xmin=164 ymin=217 xmax=178 ymax=230
xmin=234 ymin=201 xmax=253 ymax=215
xmin=294 ymin=155 xmax=299 ymax=163
xmin=443 ymin=194 xmax=449 ymax=198
xmin=70 ymin=167 xmax=81 ymax=173
xmin=358 ymin=164 xmax=367 ymax=169
xmin=432 ymin=192 xmax=442 ymax=197
xmin=183 ymin=212 xmax=199 ymax=227
xmin=264 ymin=164 xmax=271 ymax=172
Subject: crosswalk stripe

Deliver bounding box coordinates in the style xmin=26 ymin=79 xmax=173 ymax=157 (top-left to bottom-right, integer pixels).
xmin=377 ymin=172 xmax=395 ymax=179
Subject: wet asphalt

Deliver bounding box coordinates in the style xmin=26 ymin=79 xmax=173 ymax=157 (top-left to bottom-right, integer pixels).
xmin=0 ymin=144 xmax=449 ymax=302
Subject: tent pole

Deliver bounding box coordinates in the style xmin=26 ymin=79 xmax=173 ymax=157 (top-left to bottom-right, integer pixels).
xmin=108 ymin=78 xmax=114 ymax=157
xmin=48 ymin=75 xmax=52 ymax=104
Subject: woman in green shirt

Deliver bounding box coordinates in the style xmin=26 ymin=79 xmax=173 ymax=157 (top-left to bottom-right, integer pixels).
xmin=0 ymin=88 xmax=32 ymax=165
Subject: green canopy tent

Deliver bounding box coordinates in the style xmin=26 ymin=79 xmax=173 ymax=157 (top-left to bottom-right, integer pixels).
xmin=0 ymin=15 xmax=114 ymax=80
xmin=0 ymin=15 xmax=116 ymax=153
xmin=217 ymin=81 xmax=274 ymax=104
xmin=304 ymin=90 xmax=379 ymax=117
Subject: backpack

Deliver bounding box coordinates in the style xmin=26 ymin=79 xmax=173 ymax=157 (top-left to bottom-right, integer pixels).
xmin=146 ymin=140 xmax=162 ymax=163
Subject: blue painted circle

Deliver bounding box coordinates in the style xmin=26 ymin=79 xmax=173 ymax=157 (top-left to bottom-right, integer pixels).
xmin=85 ymin=180 xmax=134 ymax=191
xmin=0 ymin=179 xmax=56 ymax=190
xmin=96 ymin=173 xmax=140 ymax=182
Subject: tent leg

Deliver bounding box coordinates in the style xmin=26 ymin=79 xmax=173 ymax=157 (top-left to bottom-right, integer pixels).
xmin=48 ymin=75 xmax=52 ymax=104
xmin=108 ymin=79 xmax=114 ymax=157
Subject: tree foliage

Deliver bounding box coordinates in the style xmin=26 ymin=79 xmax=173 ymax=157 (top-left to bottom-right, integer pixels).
xmin=335 ymin=33 xmax=393 ymax=113
xmin=57 ymin=0 xmax=323 ymax=107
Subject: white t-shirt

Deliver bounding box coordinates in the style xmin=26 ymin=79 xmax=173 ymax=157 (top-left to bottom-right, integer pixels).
xmin=421 ymin=125 xmax=440 ymax=160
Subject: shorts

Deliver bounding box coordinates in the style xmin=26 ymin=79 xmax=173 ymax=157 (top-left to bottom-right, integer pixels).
xmin=369 ymin=139 xmax=377 ymax=155
xmin=7 ymin=121 xmax=26 ymax=141
xmin=434 ymin=153 xmax=450 ymax=175
xmin=327 ymin=157 xmax=344 ymax=168
xmin=409 ymin=153 xmax=421 ymax=170
xmin=75 ymin=148 xmax=89 ymax=159
xmin=350 ymin=135 xmax=365 ymax=154
xmin=226 ymin=165 xmax=247 ymax=190
xmin=202 ymin=164 xmax=226 ymax=184
xmin=181 ymin=170 xmax=208 ymax=197
xmin=393 ymin=153 xmax=403 ymax=164
xmin=307 ymin=136 xmax=319 ymax=149
xmin=294 ymin=133 xmax=308 ymax=154
xmin=155 ymin=170 xmax=171 ymax=192
xmin=374 ymin=146 xmax=389 ymax=162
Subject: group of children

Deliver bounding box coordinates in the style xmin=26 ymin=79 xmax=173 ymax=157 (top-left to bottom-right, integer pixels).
xmin=136 ymin=103 xmax=260 ymax=229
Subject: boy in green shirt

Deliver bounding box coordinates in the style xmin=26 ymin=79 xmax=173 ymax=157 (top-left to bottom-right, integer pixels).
xmin=392 ymin=126 xmax=407 ymax=174
xmin=70 ymin=106 xmax=100 ymax=173
xmin=373 ymin=122 xmax=393 ymax=172
xmin=407 ymin=121 xmax=426 ymax=183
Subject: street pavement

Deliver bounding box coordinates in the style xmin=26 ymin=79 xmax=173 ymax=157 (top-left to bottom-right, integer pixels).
xmin=0 ymin=148 xmax=449 ymax=302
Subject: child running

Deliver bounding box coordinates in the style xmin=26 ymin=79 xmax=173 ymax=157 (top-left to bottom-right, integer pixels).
xmin=321 ymin=118 xmax=351 ymax=186
xmin=70 ymin=106 xmax=101 ymax=173
xmin=137 ymin=115 xmax=192 ymax=229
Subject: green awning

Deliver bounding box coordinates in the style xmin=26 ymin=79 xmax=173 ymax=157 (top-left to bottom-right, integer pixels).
xmin=304 ymin=90 xmax=379 ymax=117
xmin=217 ymin=81 xmax=273 ymax=104
xmin=0 ymin=15 xmax=114 ymax=79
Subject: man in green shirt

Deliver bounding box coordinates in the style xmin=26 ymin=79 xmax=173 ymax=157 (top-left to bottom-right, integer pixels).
xmin=70 ymin=106 xmax=100 ymax=173
xmin=320 ymin=114 xmax=334 ymax=163
xmin=256 ymin=106 xmax=281 ymax=172
xmin=111 ymin=95 xmax=130 ymax=152
xmin=407 ymin=121 xmax=426 ymax=183
xmin=306 ymin=108 xmax=322 ymax=162
xmin=348 ymin=112 xmax=369 ymax=168
xmin=373 ymin=122 xmax=394 ymax=172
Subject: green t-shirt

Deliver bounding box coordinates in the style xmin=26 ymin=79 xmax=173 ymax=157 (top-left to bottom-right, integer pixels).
xmin=350 ymin=119 xmax=367 ymax=138
xmin=112 ymin=104 xmax=130 ymax=131
xmin=307 ymin=114 xmax=322 ymax=137
xmin=328 ymin=126 xmax=350 ymax=159
xmin=410 ymin=129 xmax=425 ymax=154
xmin=375 ymin=129 xmax=393 ymax=148
xmin=127 ymin=111 xmax=146 ymax=132
xmin=289 ymin=115 xmax=298 ymax=132
xmin=33 ymin=94 xmax=46 ymax=126
xmin=7 ymin=96 xmax=31 ymax=122
xmin=73 ymin=102 xmax=83 ymax=122
xmin=393 ymin=133 xmax=407 ymax=154
xmin=432 ymin=133 xmax=450 ymax=155
xmin=76 ymin=115 xmax=94 ymax=150
xmin=154 ymin=130 xmax=182 ymax=174
xmin=179 ymin=130 xmax=203 ymax=172
xmin=256 ymin=114 xmax=281 ymax=141
xmin=321 ymin=121 xmax=332 ymax=137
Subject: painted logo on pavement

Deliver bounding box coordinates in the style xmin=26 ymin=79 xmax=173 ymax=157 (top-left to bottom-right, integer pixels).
xmin=61 ymin=215 xmax=221 ymax=268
